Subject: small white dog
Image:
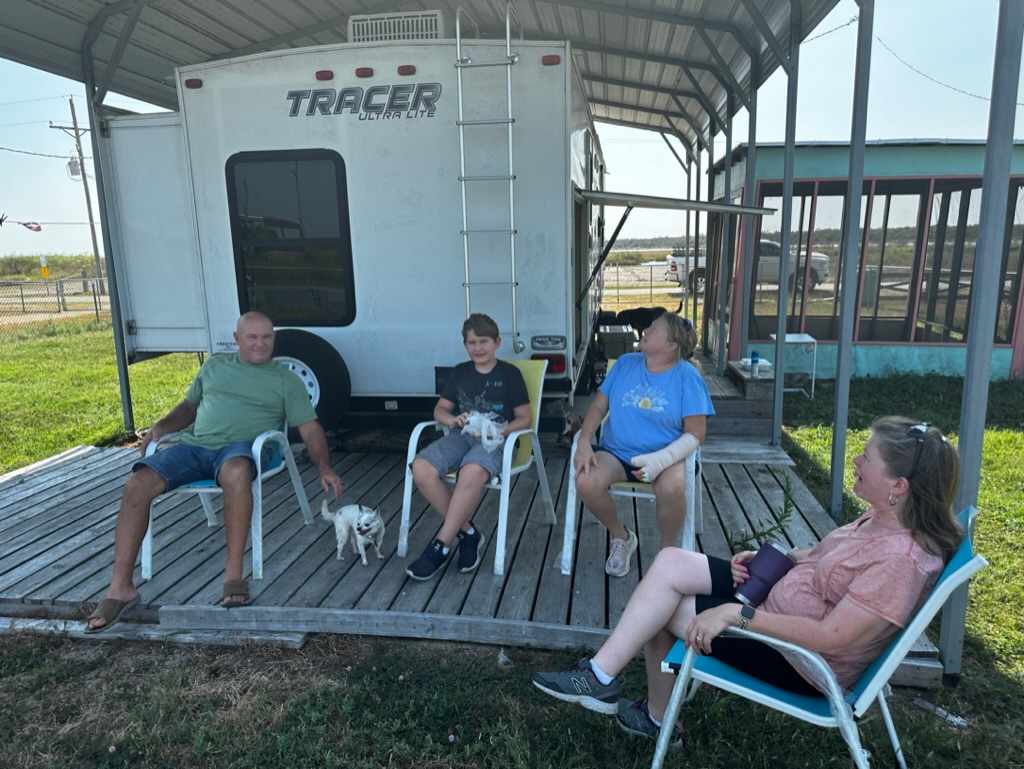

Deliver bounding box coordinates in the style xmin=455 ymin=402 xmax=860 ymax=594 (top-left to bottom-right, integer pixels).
xmin=320 ymin=500 xmax=386 ymax=565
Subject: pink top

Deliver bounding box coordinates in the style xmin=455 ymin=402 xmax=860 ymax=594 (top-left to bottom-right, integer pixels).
xmin=761 ymin=510 xmax=944 ymax=690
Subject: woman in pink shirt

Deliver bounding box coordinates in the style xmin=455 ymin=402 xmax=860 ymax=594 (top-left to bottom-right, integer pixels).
xmin=532 ymin=416 xmax=962 ymax=745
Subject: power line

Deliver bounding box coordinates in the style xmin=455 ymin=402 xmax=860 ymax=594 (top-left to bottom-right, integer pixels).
xmin=0 ymin=120 xmax=57 ymax=128
xmin=805 ymin=15 xmax=858 ymax=44
xmin=875 ymin=33 xmax=1024 ymax=108
xmin=0 ymin=144 xmax=91 ymax=160
xmin=0 ymin=94 xmax=77 ymax=107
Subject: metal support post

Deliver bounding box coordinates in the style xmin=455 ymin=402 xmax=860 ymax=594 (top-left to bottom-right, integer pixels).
xmin=82 ymin=56 xmax=135 ymax=433
xmin=694 ymin=148 xmax=702 ymax=326
xmin=829 ymin=0 xmax=874 ymax=516
xmin=771 ymin=1 xmax=801 ymax=446
xmin=739 ymin=54 xmax=759 ymax=359
xmin=716 ymin=93 xmax=734 ymax=374
xmin=941 ymin=0 xmax=1024 ymax=678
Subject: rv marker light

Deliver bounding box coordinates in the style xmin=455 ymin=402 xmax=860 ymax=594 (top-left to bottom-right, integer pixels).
xmin=315 ymin=70 xmax=334 ymax=81
xmin=541 ymin=54 xmax=561 ymax=66
xmin=398 ymin=65 xmax=416 ymax=76
xmin=531 ymin=354 xmax=566 ymax=375
xmin=184 ymin=78 xmax=203 ymax=89
xmin=355 ymin=67 xmax=374 ymax=78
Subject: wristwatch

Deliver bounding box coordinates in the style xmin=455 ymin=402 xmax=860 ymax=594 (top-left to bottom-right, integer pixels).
xmin=738 ymin=604 xmax=756 ymax=630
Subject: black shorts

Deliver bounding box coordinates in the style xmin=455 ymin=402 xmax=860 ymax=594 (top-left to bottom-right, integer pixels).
xmin=693 ymin=556 xmax=819 ymax=696
xmin=594 ymin=445 xmax=641 ymax=480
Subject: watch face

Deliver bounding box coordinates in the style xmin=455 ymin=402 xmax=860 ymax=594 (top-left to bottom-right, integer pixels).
xmin=741 ymin=605 xmax=756 ymax=620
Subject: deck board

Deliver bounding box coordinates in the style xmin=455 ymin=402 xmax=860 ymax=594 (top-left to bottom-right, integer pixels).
xmin=0 ymin=438 xmax=843 ymax=649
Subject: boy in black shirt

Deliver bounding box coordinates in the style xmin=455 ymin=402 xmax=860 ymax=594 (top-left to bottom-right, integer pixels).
xmin=407 ymin=314 xmax=531 ymax=580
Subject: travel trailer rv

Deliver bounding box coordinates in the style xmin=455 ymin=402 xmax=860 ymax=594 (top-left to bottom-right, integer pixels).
xmin=99 ymin=10 xmax=605 ymax=428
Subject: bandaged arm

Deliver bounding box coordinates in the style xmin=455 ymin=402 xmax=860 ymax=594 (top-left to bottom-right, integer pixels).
xmin=630 ymin=433 xmax=700 ymax=483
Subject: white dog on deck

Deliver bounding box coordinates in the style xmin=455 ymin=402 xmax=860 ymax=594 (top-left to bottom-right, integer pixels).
xmin=320 ymin=500 xmax=386 ymax=565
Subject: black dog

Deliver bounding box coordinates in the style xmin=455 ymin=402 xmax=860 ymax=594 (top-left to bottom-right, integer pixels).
xmin=615 ymin=299 xmax=684 ymax=336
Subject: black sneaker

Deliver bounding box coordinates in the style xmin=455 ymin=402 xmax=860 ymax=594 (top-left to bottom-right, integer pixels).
xmin=457 ymin=527 xmax=485 ymax=573
xmin=531 ymin=659 xmax=621 ymax=715
xmin=615 ymin=698 xmax=685 ymax=749
xmin=406 ymin=539 xmax=450 ymax=581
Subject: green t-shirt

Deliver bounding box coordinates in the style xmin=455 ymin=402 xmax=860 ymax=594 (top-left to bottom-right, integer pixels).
xmin=179 ymin=354 xmax=317 ymax=449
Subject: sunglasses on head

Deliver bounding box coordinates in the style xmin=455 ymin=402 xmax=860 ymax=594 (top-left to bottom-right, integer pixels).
xmin=906 ymin=423 xmax=931 ymax=478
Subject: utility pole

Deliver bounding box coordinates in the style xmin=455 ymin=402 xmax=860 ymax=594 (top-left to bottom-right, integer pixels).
xmin=51 ymin=97 xmax=105 ymax=294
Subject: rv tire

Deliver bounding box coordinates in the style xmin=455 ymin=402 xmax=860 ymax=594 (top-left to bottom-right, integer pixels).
xmin=273 ymin=330 xmax=350 ymax=430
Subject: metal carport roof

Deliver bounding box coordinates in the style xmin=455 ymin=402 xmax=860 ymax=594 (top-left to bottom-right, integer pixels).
xmin=0 ymin=0 xmax=838 ymax=155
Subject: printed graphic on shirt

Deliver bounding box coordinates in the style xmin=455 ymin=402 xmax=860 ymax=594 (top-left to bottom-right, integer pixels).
xmin=621 ymin=383 xmax=669 ymax=413
xmin=455 ymin=386 xmax=506 ymax=420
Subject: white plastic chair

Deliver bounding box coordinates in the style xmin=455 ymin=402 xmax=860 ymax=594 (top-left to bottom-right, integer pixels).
xmin=398 ymin=359 xmax=556 ymax=576
xmin=652 ymin=507 xmax=987 ymax=769
xmin=560 ymin=427 xmax=703 ymax=576
xmin=139 ymin=359 xmax=318 ymax=581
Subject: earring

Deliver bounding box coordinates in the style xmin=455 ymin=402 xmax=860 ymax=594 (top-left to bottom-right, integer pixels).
xmin=888 ymin=488 xmax=897 ymax=507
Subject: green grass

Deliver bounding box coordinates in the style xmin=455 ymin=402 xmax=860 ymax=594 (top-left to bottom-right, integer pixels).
xmin=0 ymin=318 xmax=199 ymax=474
xmin=1 ymin=323 xmax=1022 ymax=768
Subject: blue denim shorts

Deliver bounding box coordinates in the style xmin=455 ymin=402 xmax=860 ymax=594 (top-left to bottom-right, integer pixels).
xmin=133 ymin=440 xmax=256 ymax=491
xmin=417 ymin=430 xmax=503 ymax=479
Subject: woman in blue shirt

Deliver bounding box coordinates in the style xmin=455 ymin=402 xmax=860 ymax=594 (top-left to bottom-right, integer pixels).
xmin=574 ymin=313 xmax=714 ymax=577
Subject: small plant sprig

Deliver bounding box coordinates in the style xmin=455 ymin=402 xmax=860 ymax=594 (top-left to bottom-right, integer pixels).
xmin=726 ymin=475 xmax=796 ymax=552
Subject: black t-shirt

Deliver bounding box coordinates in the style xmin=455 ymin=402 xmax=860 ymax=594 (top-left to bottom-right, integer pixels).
xmin=441 ymin=360 xmax=530 ymax=423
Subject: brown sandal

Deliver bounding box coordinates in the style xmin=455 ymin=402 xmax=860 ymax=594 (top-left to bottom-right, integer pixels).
xmin=84 ymin=596 xmax=139 ymax=633
xmin=220 ymin=579 xmax=250 ymax=607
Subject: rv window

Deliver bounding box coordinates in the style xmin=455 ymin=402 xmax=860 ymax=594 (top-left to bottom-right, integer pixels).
xmin=226 ymin=149 xmax=355 ymax=327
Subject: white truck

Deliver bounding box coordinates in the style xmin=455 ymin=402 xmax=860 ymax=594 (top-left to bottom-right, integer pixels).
xmin=665 ymin=238 xmax=833 ymax=294
xmin=98 ymin=10 xmax=606 ymax=429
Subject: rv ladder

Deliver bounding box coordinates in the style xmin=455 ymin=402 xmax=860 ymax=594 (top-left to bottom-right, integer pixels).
xmin=455 ymin=2 xmax=524 ymax=353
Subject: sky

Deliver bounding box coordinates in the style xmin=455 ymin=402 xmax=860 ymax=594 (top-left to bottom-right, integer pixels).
xmin=1 ymin=0 xmax=1022 ymax=256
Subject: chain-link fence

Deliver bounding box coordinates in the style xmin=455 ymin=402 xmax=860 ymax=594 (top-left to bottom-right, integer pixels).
xmin=0 ymin=277 xmax=110 ymax=327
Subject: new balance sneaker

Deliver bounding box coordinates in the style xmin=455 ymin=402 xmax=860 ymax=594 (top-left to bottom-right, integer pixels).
xmin=457 ymin=527 xmax=485 ymax=573
xmin=406 ymin=539 xmax=450 ymax=581
xmin=615 ymin=699 xmax=685 ymax=749
xmin=605 ymin=528 xmax=639 ymax=577
xmin=531 ymin=659 xmax=621 ymax=715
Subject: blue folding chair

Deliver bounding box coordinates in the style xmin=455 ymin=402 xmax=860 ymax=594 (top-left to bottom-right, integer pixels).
xmin=139 ymin=359 xmax=318 ymax=581
xmin=653 ymin=507 xmax=986 ymax=769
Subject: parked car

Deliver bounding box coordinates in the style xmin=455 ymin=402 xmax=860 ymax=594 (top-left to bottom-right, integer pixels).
xmin=665 ymin=240 xmax=833 ymax=294
xmin=756 ymin=239 xmax=833 ymax=292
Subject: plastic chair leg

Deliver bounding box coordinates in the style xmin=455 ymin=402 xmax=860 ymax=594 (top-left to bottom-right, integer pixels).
xmin=199 ymin=494 xmax=220 ymax=526
xmin=251 ymin=478 xmax=263 ymax=580
xmin=141 ymin=507 xmax=154 ymax=581
xmin=398 ymin=460 xmax=415 ymax=558
xmin=561 ymin=461 xmax=578 ymax=576
xmin=286 ymin=448 xmax=313 ymax=524
xmin=532 ymin=443 xmax=556 ymax=525
xmin=494 ymin=477 xmax=513 ymax=577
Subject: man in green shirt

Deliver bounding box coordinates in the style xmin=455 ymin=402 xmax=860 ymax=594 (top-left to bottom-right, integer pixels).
xmin=86 ymin=312 xmax=344 ymax=631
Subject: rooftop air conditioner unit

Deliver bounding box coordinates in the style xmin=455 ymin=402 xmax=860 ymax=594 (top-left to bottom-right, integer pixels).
xmin=348 ymin=10 xmax=448 ymax=43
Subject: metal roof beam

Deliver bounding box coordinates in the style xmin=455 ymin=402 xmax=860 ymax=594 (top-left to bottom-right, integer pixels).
xmin=593 ymin=116 xmax=674 ymax=135
xmin=582 ymin=75 xmax=702 ymax=102
xmin=571 ymin=41 xmax=727 ymax=131
xmin=95 ymin=1 xmax=145 ymax=106
xmin=538 ymin=0 xmax=755 ymax=57
xmin=661 ymin=132 xmax=692 ymax=170
xmin=739 ymin=0 xmax=791 ymax=74
xmin=696 ymin=28 xmax=751 ymax=111
xmin=582 ymin=76 xmax=708 ymax=148
xmin=590 ymin=98 xmax=700 ymax=127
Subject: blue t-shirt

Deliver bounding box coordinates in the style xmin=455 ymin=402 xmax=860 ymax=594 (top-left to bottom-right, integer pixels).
xmin=598 ymin=353 xmax=715 ymax=461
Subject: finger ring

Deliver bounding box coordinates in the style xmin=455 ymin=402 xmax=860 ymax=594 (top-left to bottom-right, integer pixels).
xmin=696 ymin=633 xmax=704 ymax=642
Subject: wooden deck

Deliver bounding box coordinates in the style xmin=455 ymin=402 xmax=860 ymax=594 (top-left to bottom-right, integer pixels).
xmin=0 ymin=434 xmax=824 ymax=643
xmin=0 ymin=436 xmax=944 ymax=684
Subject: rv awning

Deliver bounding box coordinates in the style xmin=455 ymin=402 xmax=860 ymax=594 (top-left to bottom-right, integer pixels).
xmin=0 ymin=0 xmax=838 ymax=155
xmin=580 ymin=190 xmax=775 ymax=216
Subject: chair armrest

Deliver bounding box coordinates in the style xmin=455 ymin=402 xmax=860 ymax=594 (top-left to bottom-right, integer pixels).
xmin=406 ymin=420 xmax=440 ymax=467
xmin=251 ymin=429 xmax=289 ymax=476
xmin=718 ymin=627 xmax=848 ymax=703
xmin=501 ymin=427 xmax=533 ymax=472
xmin=145 ymin=431 xmax=182 ymax=457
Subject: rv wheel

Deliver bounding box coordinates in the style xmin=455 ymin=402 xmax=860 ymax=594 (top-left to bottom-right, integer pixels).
xmin=688 ymin=268 xmax=706 ymax=294
xmin=272 ymin=330 xmax=350 ymax=430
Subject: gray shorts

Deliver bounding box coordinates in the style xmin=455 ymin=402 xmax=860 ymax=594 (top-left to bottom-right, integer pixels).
xmin=416 ymin=430 xmax=503 ymax=479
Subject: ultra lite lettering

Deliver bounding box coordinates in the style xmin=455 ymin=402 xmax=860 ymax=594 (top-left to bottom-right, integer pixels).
xmin=286 ymin=84 xmax=442 ymax=120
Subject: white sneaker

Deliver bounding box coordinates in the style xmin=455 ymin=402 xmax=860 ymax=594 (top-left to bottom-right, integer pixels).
xmin=605 ymin=529 xmax=638 ymax=577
